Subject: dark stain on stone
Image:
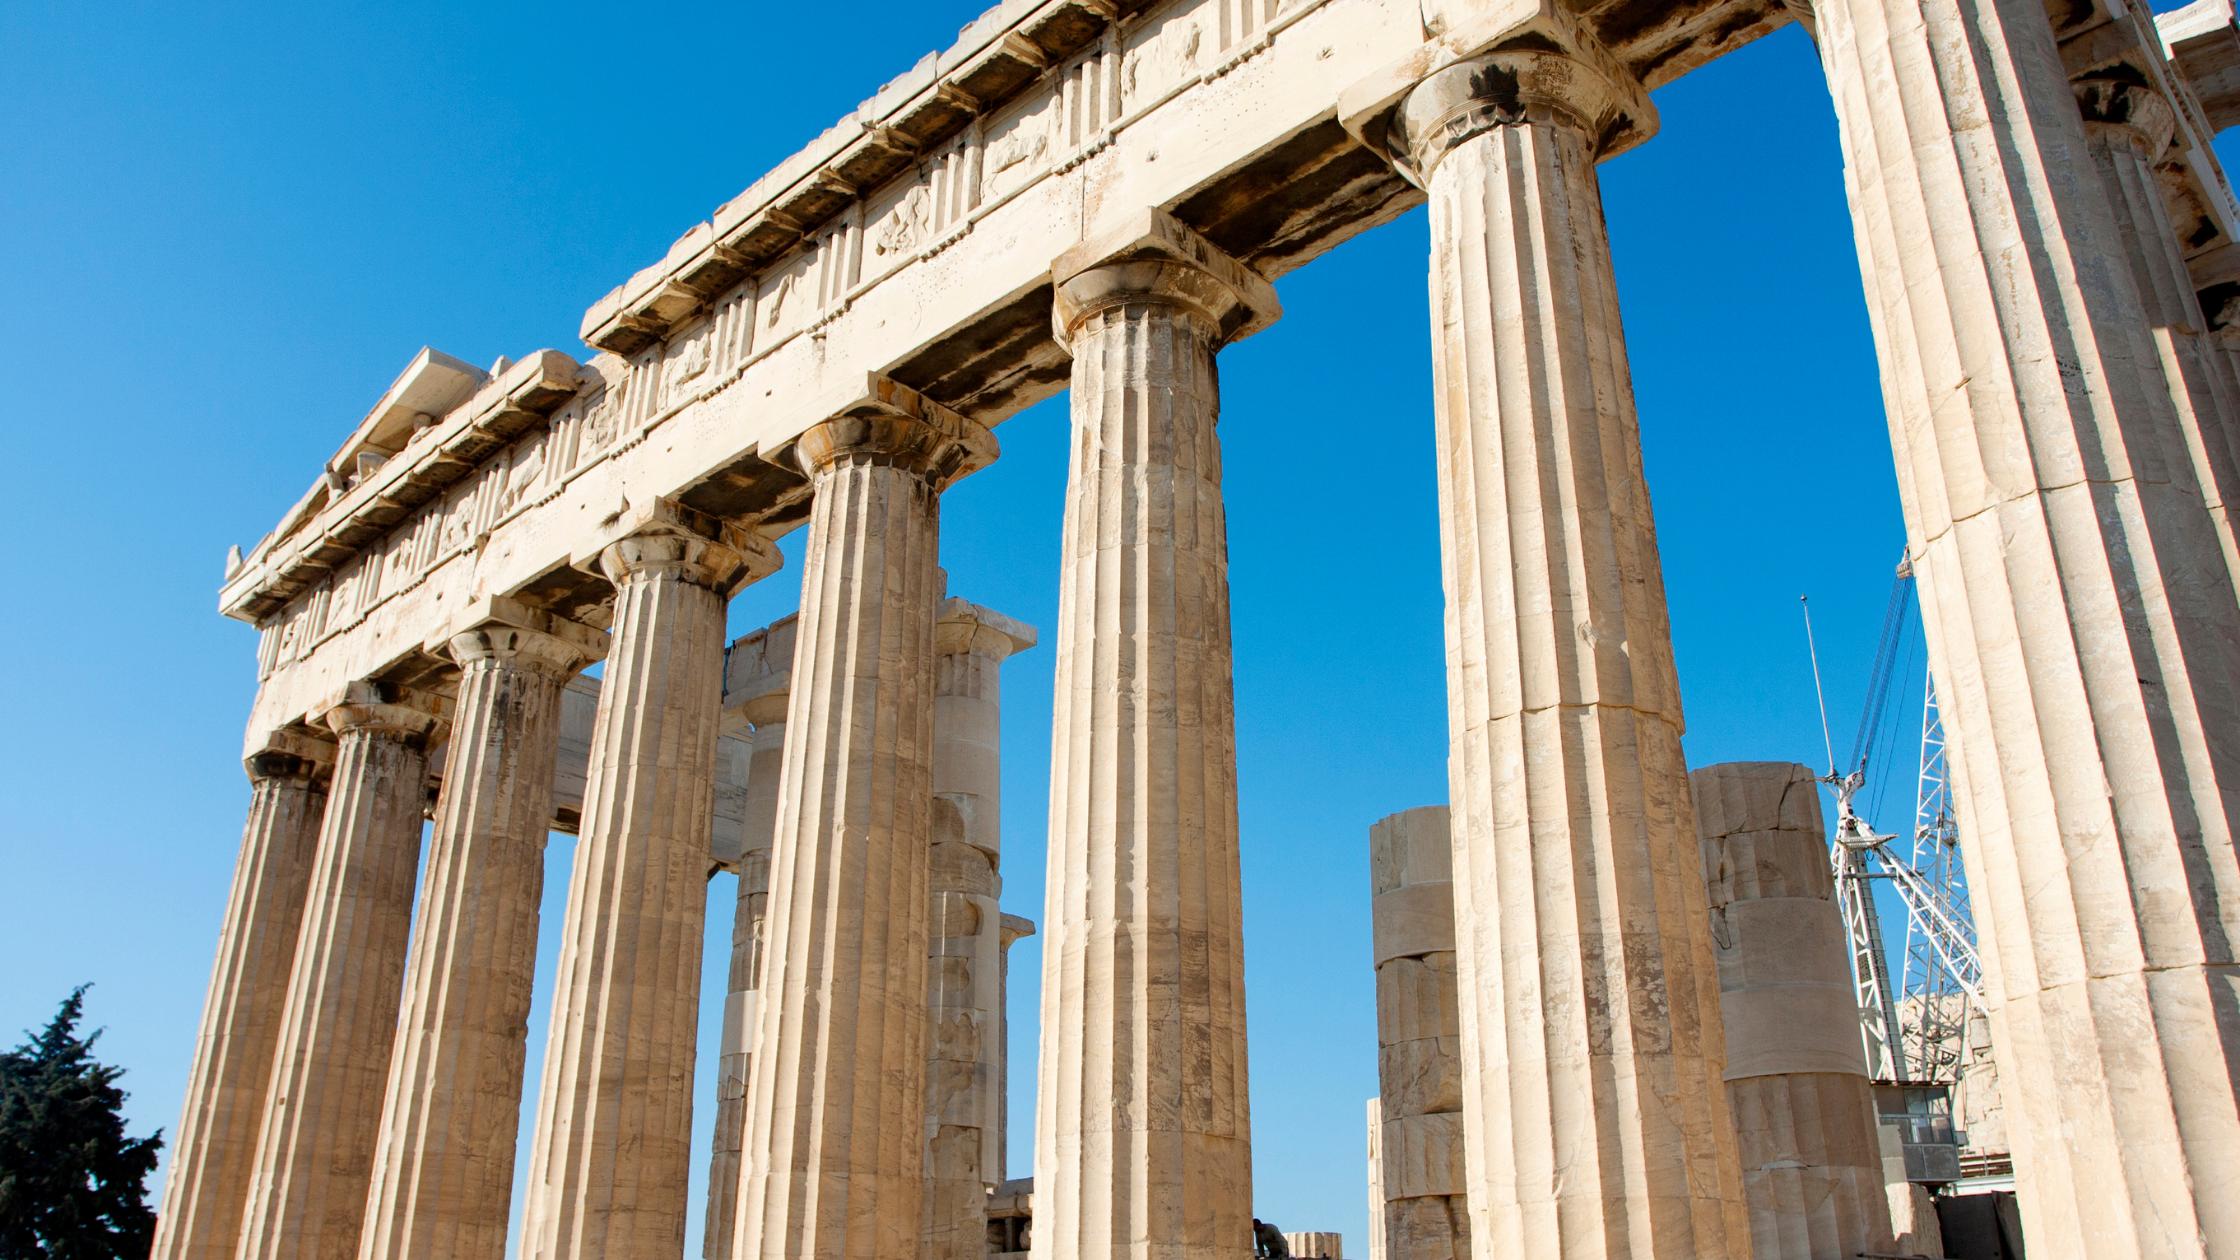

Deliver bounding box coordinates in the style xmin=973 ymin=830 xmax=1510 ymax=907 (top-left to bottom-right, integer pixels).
xmin=1491 ymin=31 xmax=1567 ymax=54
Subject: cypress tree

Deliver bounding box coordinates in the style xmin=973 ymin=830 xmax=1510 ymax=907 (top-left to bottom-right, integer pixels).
xmin=0 ymin=988 xmax=164 ymax=1260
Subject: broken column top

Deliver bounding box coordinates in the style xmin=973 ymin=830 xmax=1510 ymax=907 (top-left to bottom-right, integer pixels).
xmin=721 ymin=613 xmax=800 ymax=731
xmin=1370 ymin=806 xmax=1454 ymax=965
xmin=935 ymin=597 xmax=1038 ymax=660
xmin=1689 ymin=761 xmax=1831 ymax=907
xmin=1370 ymin=805 xmax=1453 ymax=895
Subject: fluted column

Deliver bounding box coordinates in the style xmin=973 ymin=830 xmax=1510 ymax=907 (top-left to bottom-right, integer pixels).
xmin=1811 ymin=0 xmax=2240 ymax=1243
xmin=704 ymin=615 xmax=797 ymax=1260
xmin=733 ymin=378 xmax=993 ymax=1260
xmin=1340 ymin=16 xmax=1746 ymax=1256
xmin=523 ymin=500 xmax=777 ymax=1260
xmin=2072 ymin=69 xmax=2240 ymax=596
xmin=236 ymin=685 xmax=447 ymax=1260
xmin=925 ymin=598 xmax=1036 ymax=1260
xmin=1368 ymin=807 xmax=1468 ymax=1260
xmin=1692 ymin=763 xmax=1893 ymax=1260
xmin=154 ymin=732 xmax=333 ymax=1260
xmin=359 ymin=604 xmax=604 ymax=1260
xmin=1035 ymin=208 xmax=1279 ymax=1260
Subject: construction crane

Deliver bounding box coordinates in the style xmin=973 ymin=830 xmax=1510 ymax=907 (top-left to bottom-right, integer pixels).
xmin=1804 ymin=565 xmax=1983 ymax=1083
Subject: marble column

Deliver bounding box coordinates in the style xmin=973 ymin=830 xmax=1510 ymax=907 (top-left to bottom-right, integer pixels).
xmin=358 ymin=604 xmax=605 ymax=1260
xmin=235 ymin=684 xmax=447 ymax=1260
xmin=522 ymin=500 xmax=777 ymax=1260
xmin=733 ymin=378 xmax=993 ymax=1260
xmin=1368 ymin=807 xmax=1468 ymax=1260
xmin=1035 ymin=208 xmax=1278 ymax=1260
xmin=1813 ymin=0 xmax=2240 ymax=1242
xmin=1340 ymin=15 xmax=1747 ymax=1255
xmin=2070 ymin=66 xmax=2240 ymax=597
xmin=154 ymin=731 xmax=334 ymax=1260
xmin=704 ymin=614 xmax=797 ymax=1260
xmin=1691 ymin=763 xmax=1893 ymax=1260
xmin=925 ymin=598 xmax=1036 ymax=1260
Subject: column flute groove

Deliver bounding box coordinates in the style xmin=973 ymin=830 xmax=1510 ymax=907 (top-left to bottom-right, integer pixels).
xmin=155 ymin=734 xmax=334 ymax=1260
xmin=1811 ymin=0 xmax=2240 ymax=1244
xmin=2071 ymin=68 xmax=2240 ymax=603
xmin=732 ymin=379 xmax=993 ymax=1260
xmin=235 ymin=686 xmax=447 ymax=1260
xmin=925 ymin=599 xmax=1036 ymax=1260
xmin=359 ymin=607 xmax=603 ymax=1260
xmin=522 ymin=502 xmax=777 ymax=1260
xmin=1340 ymin=16 xmax=1746 ymax=1256
xmin=1033 ymin=209 xmax=1278 ymax=1260
xmin=704 ymin=616 xmax=795 ymax=1260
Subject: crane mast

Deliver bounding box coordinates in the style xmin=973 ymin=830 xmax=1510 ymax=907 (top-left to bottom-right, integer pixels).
xmin=1808 ymin=566 xmax=1983 ymax=1085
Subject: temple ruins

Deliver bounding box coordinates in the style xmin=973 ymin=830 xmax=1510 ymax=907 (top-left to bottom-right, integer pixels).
xmin=157 ymin=0 xmax=2240 ymax=1254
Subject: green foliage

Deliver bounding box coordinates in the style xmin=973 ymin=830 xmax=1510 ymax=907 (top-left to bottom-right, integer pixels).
xmin=0 ymin=988 xmax=164 ymax=1260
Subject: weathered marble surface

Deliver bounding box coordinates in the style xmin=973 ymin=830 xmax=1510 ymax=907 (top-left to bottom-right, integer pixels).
xmin=521 ymin=504 xmax=776 ymax=1260
xmin=153 ymin=736 xmax=332 ymax=1260
xmin=359 ymin=613 xmax=601 ymax=1260
xmin=1033 ymin=209 xmax=1272 ymax=1260
xmin=1342 ymin=10 xmax=1750 ymax=1254
xmin=175 ymin=0 xmax=2240 ymax=1254
xmin=1367 ymin=808 xmax=1468 ymax=1260
xmin=732 ymin=385 xmax=992 ymax=1260
xmin=924 ymin=599 xmax=1036 ymax=1260
xmin=1693 ymin=762 xmax=1892 ymax=1260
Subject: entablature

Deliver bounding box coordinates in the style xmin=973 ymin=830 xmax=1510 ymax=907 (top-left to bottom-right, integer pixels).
xmin=226 ymin=0 xmax=1822 ymax=759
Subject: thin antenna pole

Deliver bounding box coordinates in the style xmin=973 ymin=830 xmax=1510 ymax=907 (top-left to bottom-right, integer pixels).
xmin=1803 ymin=595 xmax=1836 ymax=775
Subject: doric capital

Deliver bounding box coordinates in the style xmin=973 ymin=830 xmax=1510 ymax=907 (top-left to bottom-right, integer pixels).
xmin=999 ymin=913 xmax=1037 ymax=950
xmin=243 ymin=727 xmax=337 ymax=784
xmin=427 ymin=594 xmax=608 ymax=675
xmin=315 ymin=680 xmax=448 ymax=747
xmin=1050 ymin=207 xmax=1282 ymax=347
xmin=571 ymin=496 xmax=783 ymax=597
xmin=935 ymin=597 xmax=1038 ymax=662
xmin=2073 ymin=74 xmax=2178 ymax=157
xmin=448 ymin=624 xmax=596 ymax=674
xmin=1338 ymin=0 xmax=1656 ymax=185
xmin=792 ymin=375 xmax=997 ymax=491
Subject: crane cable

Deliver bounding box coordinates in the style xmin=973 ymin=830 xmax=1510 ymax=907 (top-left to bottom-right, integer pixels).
xmin=1851 ymin=567 xmax=1913 ymax=779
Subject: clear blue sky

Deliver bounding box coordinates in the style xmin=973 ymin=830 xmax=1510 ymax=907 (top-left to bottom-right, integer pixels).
xmin=11 ymin=1 xmax=2209 ymax=1252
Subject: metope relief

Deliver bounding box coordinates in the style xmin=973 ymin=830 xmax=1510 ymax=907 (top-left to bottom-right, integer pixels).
xmin=1122 ymin=5 xmax=1207 ymax=113
xmin=980 ymin=88 xmax=1058 ymax=204
xmin=873 ymin=182 xmax=933 ymax=260
xmin=659 ymin=320 xmax=714 ymax=412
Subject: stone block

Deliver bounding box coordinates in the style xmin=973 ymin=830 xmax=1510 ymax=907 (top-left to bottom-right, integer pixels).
xmin=1372 ymin=882 xmax=1456 ymax=965
xmin=1375 ymin=954 xmax=1461 ymax=1046
xmin=1383 ymin=1195 xmax=1467 ymax=1260
xmin=1377 ymin=1039 xmax=1463 ymax=1120
xmin=1382 ymin=1112 xmax=1465 ymax=1200
xmin=1369 ymin=806 xmax=1452 ymax=894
